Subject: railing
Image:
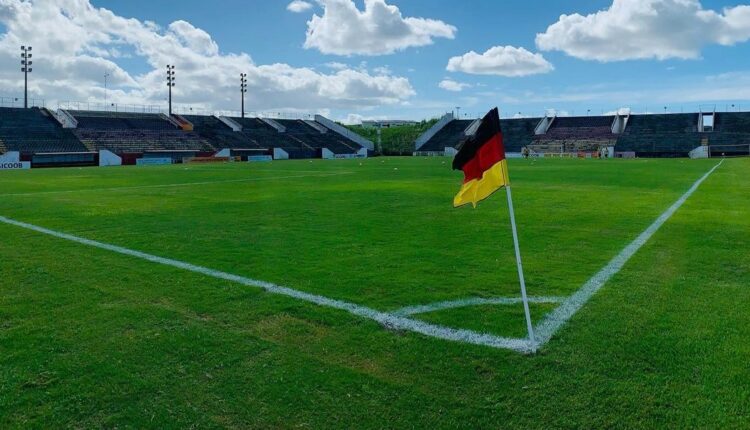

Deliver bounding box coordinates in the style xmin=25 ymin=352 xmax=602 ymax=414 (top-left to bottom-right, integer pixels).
xmin=0 ymin=97 xmax=46 ymax=108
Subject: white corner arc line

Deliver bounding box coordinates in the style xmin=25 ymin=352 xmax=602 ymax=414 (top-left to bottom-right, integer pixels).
xmin=0 ymin=215 xmax=534 ymax=353
xmin=392 ymin=296 xmax=566 ymax=316
xmin=532 ymin=159 xmax=724 ymax=348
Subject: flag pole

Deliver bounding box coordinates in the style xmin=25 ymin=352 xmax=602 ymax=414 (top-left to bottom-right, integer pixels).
xmin=505 ymin=185 xmax=536 ymax=350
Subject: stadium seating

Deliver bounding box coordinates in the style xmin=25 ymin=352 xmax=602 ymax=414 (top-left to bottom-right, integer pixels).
xmin=714 ymin=113 xmax=750 ymax=133
xmin=616 ymin=114 xmax=701 ymax=157
xmin=500 ymin=118 xmax=539 ymax=152
xmin=71 ymin=110 xmax=177 ymax=130
xmin=185 ymin=115 xmax=264 ymax=149
xmin=416 ymin=120 xmax=474 ymax=152
xmin=532 ymin=116 xmax=616 ymax=152
xmin=67 ymin=110 xmax=214 ymax=153
xmin=417 ymin=118 xmax=539 ymax=153
xmin=413 ymin=112 xmax=750 ymax=157
xmin=73 ymin=129 xmax=214 ymax=153
xmin=0 ymin=107 xmax=89 ymax=153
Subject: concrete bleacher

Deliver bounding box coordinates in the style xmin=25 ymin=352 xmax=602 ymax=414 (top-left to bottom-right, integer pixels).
xmin=73 ymin=129 xmax=214 ymax=153
xmin=69 ymin=111 xmax=213 ymax=153
xmin=185 ymin=115 xmax=263 ymax=149
xmin=501 ymin=118 xmax=541 ymax=152
xmin=532 ymin=116 xmax=616 ymax=152
xmin=615 ymin=114 xmax=701 ymax=157
xmin=416 ymin=120 xmax=474 ymax=152
xmin=414 ymin=112 xmax=750 ymax=157
xmin=0 ymin=107 xmax=88 ymax=154
xmin=714 ymin=113 xmax=750 ymax=133
xmin=416 ymin=118 xmax=539 ymax=153
xmin=71 ymin=111 xmax=177 ymax=130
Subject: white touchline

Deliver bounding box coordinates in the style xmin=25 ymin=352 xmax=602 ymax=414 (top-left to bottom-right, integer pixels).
xmin=392 ymin=296 xmax=565 ymax=316
xmin=0 ymin=171 xmax=353 ymax=198
xmin=0 ymin=215 xmax=535 ymax=353
xmin=532 ymin=159 xmax=724 ymax=347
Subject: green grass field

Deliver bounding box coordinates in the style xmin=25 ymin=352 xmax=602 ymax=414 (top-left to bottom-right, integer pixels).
xmin=1 ymin=157 xmax=748 ymax=428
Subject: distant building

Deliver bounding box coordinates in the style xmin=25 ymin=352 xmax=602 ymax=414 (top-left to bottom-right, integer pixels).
xmin=362 ymin=120 xmax=417 ymax=128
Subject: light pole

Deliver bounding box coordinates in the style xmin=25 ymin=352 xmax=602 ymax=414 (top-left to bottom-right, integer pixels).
xmin=166 ymin=64 xmax=175 ymax=115
xmin=104 ymin=71 xmax=110 ymax=109
xmin=240 ymin=73 xmax=247 ymax=118
xmin=456 ymin=106 xmax=460 ymax=119
xmin=21 ymin=46 xmax=32 ymax=108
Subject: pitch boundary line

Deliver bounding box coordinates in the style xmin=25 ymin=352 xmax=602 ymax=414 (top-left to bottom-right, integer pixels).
xmin=532 ymin=159 xmax=724 ymax=347
xmin=0 ymin=171 xmax=353 ymax=198
xmin=0 ymin=215 xmax=535 ymax=353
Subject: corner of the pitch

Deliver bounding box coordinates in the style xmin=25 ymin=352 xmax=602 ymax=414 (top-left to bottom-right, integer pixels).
xmin=524 ymin=340 xmax=540 ymax=355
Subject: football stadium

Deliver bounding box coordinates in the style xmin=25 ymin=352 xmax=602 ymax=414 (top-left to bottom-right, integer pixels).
xmin=1 ymin=1 xmax=749 ymax=428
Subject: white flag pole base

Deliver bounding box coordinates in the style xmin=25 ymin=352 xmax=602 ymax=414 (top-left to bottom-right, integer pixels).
xmin=505 ymin=185 xmax=536 ymax=349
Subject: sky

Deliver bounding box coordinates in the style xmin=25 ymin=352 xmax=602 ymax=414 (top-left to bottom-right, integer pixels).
xmin=1 ymin=0 xmax=750 ymax=123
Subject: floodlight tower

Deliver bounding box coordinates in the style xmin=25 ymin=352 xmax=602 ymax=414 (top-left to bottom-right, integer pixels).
xmin=104 ymin=71 xmax=110 ymax=108
xmin=21 ymin=46 xmax=33 ymax=108
xmin=166 ymin=64 xmax=175 ymax=115
xmin=240 ymin=73 xmax=248 ymax=118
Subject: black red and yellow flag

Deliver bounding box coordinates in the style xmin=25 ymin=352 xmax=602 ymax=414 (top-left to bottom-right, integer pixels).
xmin=452 ymin=107 xmax=509 ymax=207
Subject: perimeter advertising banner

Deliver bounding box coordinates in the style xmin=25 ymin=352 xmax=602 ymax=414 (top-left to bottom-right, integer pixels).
xmin=0 ymin=161 xmax=31 ymax=170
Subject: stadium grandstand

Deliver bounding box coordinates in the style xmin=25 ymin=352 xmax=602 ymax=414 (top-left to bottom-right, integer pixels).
xmin=414 ymin=111 xmax=750 ymax=158
xmin=0 ymin=106 xmax=371 ymax=167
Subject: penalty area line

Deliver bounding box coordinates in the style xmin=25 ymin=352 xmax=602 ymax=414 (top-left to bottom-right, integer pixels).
xmin=532 ymin=159 xmax=725 ymax=348
xmin=0 ymin=215 xmax=535 ymax=353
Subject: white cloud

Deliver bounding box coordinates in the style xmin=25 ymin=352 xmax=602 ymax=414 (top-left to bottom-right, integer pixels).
xmin=325 ymin=61 xmax=348 ymax=70
xmin=446 ymin=46 xmax=554 ymax=77
xmin=287 ymin=1 xmax=313 ymax=13
xmin=339 ymin=112 xmax=391 ymax=125
xmin=536 ymin=0 xmax=750 ymax=61
xmin=438 ymin=79 xmax=471 ymax=92
xmin=0 ymin=0 xmax=415 ymax=112
xmin=341 ymin=113 xmax=364 ymax=125
xmin=303 ymin=0 xmax=456 ymax=56
xmin=603 ymin=107 xmax=632 ymax=116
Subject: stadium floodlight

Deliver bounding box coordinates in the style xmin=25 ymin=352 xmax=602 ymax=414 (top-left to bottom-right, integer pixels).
xmin=240 ymin=73 xmax=248 ymax=118
xmin=104 ymin=71 xmax=110 ymax=109
xmin=166 ymin=64 xmax=176 ymax=115
xmin=21 ymin=45 xmax=32 ymax=109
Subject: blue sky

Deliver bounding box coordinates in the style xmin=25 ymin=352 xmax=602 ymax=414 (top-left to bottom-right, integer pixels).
xmin=1 ymin=0 xmax=749 ymax=121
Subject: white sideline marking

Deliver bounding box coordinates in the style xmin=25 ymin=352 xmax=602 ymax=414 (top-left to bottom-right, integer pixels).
xmin=0 ymin=216 xmax=535 ymax=353
xmin=532 ymin=159 xmax=725 ymax=347
xmin=393 ymin=296 xmax=565 ymax=316
xmin=0 ymin=171 xmax=352 ymax=198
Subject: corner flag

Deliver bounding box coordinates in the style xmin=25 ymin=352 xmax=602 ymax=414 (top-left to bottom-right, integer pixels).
xmin=451 ymin=107 xmax=537 ymax=350
xmin=452 ymin=107 xmax=509 ymax=208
